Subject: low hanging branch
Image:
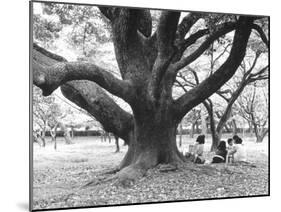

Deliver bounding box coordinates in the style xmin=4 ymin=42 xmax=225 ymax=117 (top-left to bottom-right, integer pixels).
xmin=33 ymin=52 xmax=134 ymax=103
xmin=251 ymin=23 xmax=269 ymax=48
xmin=33 ymin=44 xmax=134 ymax=143
xmin=61 ymin=81 xmax=134 ymax=142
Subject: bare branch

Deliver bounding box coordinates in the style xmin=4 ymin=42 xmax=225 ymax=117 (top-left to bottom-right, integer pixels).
xmin=251 ymin=23 xmax=269 ymax=47
xmin=171 ymin=22 xmax=237 ymax=73
xmin=173 ymin=16 xmax=255 ymax=121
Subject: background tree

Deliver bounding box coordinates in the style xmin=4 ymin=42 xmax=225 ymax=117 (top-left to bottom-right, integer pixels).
xmin=175 ymin=22 xmax=268 ymax=150
xmin=237 ymin=84 xmax=268 ymax=143
xmin=33 ymin=86 xmax=62 ymax=147
xmin=33 ymin=3 xmax=267 ymax=183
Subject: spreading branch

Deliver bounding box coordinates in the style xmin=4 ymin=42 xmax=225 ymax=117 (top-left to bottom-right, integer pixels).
xmin=251 ymin=23 xmax=269 ymax=48
xmin=173 ymin=16 xmax=255 ymax=121
xmin=61 ymin=81 xmax=134 ymax=141
xmin=33 ymin=44 xmax=134 ymax=141
xmin=171 ymin=22 xmax=237 ymax=73
xmin=33 ymin=44 xmax=134 ymax=103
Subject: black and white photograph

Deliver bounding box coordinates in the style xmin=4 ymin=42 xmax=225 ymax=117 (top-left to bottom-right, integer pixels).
xmin=30 ymin=0 xmax=269 ymax=211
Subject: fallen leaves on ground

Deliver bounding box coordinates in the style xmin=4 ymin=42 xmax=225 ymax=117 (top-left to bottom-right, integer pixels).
xmin=32 ymin=137 xmax=268 ymax=210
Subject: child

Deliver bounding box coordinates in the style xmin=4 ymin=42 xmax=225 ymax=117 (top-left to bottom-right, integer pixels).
xmin=212 ymin=140 xmax=227 ymax=163
xmin=193 ymin=135 xmax=205 ymax=164
xmin=226 ymin=138 xmax=235 ymax=163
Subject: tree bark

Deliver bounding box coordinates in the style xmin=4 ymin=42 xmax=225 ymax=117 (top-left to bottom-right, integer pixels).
xmin=117 ymin=113 xmax=185 ymax=184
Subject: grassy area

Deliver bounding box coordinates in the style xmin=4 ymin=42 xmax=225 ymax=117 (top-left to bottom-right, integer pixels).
xmin=32 ymin=135 xmax=268 ymax=210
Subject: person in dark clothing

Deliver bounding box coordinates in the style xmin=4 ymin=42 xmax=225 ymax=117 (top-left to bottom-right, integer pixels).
xmin=212 ymin=140 xmax=228 ymax=163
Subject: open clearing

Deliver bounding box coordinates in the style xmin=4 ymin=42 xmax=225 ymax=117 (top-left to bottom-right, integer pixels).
xmin=32 ymin=135 xmax=268 ymax=210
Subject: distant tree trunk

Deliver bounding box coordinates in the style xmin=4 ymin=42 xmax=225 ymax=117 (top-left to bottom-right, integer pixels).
xmin=33 ymin=133 xmax=43 ymax=147
xmin=211 ymin=130 xmax=222 ymax=151
xmin=178 ymin=122 xmax=183 ymax=147
xmin=64 ymin=131 xmax=72 ymax=144
xmin=195 ymin=121 xmax=199 ymax=134
xmin=70 ymin=127 xmax=74 ymax=138
xmin=224 ymin=124 xmax=231 ymax=133
xmin=253 ymin=124 xmax=268 ymax=143
xmin=114 ymin=135 xmax=120 ymax=153
xmin=248 ymin=121 xmax=254 ymax=135
xmin=232 ymin=119 xmax=237 ymax=135
xmin=50 ymin=125 xmax=58 ymax=150
xmin=190 ymin=122 xmax=195 ymax=138
xmin=41 ymin=126 xmax=46 ymax=147
xmin=57 ymin=122 xmax=73 ymax=144
xmin=101 ymin=131 xmax=106 ymax=142
xmin=201 ymin=113 xmax=207 ymax=135
xmin=108 ymin=132 xmax=111 ymax=143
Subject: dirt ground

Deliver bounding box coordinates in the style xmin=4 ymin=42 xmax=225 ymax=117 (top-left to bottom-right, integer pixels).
xmin=32 ymin=135 xmax=269 ymax=210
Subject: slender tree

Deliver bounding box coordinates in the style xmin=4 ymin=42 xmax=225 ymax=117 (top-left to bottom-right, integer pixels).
xmin=237 ymin=85 xmax=268 ymax=143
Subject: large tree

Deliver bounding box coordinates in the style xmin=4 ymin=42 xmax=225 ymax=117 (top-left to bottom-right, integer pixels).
xmin=33 ymin=5 xmax=266 ymax=184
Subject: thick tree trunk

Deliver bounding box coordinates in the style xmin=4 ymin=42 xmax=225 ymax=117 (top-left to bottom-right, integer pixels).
xmin=210 ymin=131 xmax=222 ymax=152
xmin=117 ymin=114 xmax=185 ymax=184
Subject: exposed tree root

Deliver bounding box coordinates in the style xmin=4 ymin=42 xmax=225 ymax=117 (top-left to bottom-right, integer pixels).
xmin=116 ymin=164 xmax=148 ymax=187
xmin=80 ymin=175 xmax=118 ymax=189
xmin=158 ymin=163 xmax=178 ymax=172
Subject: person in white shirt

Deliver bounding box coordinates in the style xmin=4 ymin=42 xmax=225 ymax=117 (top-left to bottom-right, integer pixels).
xmin=232 ymin=135 xmax=247 ymax=162
xmin=193 ymin=135 xmax=205 ymax=164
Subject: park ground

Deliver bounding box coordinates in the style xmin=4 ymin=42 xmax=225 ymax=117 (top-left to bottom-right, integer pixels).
xmin=32 ymin=135 xmax=268 ymax=210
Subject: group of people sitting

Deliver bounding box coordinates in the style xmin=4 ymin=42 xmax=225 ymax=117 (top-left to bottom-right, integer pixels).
xmin=188 ymin=134 xmax=246 ymax=164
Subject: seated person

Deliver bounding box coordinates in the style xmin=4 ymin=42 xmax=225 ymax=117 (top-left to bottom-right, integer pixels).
xmin=226 ymin=138 xmax=235 ymax=163
xmin=212 ymin=140 xmax=228 ymax=163
xmin=232 ymin=135 xmax=247 ymax=162
xmin=193 ymin=135 xmax=205 ymax=164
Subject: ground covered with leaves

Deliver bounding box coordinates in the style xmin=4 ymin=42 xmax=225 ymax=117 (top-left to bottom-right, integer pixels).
xmin=32 ymin=135 xmax=268 ymax=210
